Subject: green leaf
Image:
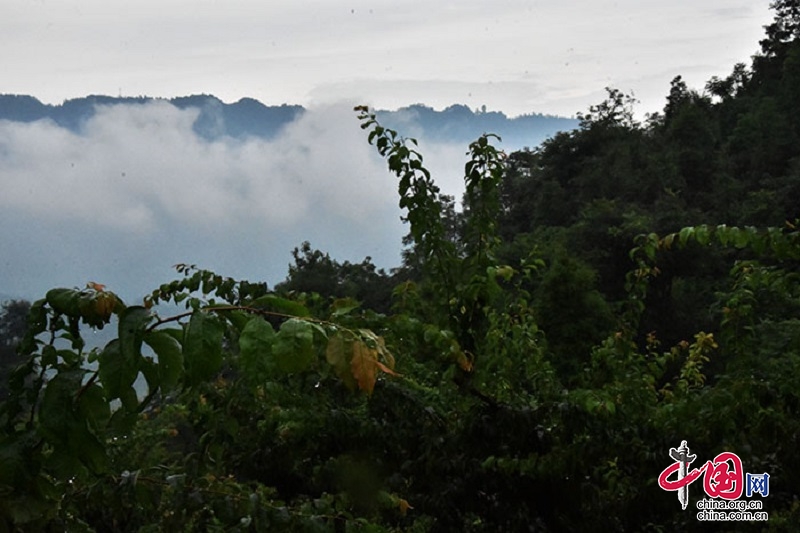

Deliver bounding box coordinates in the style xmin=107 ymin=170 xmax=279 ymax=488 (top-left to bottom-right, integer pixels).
xmin=0 ymin=435 xmax=30 ymax=489
xmin=224 ymin=310 xmax=254 ymax=333
xmin=716 ymin=225 xmax=730 ymax=246
xmin=108 ymin=407 xmax=138 ymax=435
xmin=238 ymin=317 xmax=276 ymax=379
xmin=273 ymin=318 xmax=315 ymax=374
xmin=45 ymin=288 xmax=80 ymax=315
xmin=118 ymin=306 xmax=152 ymax=366
xmin=731 ymin=227 xmax=749 ymax=249
xmin=161 ymin=327 xmax=185 ymax=344
xmin=38 ymin=371 xmax=108 ymax=474
xmin=183 ymin=311 xmax=225 ymax=386
xmin=331 ymin=298 xmax=361 ymax=318
xmin=38 ymin=371 xmax=82 ymax=446
xmin=98 ymin=339 xmax=138 ymax=401
xmin=77 ymin=382 xmax=111 ymax=433
xmin=41 ymin=345 xmax=57 ymax=367
xmin=251 ymin=294 xmax=310 ymax=318
xmin=119 ymin=385 xmax=139 ymax=412
xmin=678 ymin=227 xmax=693 ymax=246
xmin=325 ymin=333 xmax=356 ymax=389
xmin=694 ymin=225 xmax=710 ymax=246
xmin=140 ymin=357 xmax=160 ymax=394
xmin=144 ymin=330 xmax=183 ymax=391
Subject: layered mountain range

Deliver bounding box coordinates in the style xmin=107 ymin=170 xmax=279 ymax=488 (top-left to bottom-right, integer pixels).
xmin=0 ymin=94 xmax=578 ymax=150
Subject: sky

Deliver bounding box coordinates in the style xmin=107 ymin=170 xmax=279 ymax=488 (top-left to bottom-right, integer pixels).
xmin=3 ymin=0 xmax=773 ymax=117
xmin=0 ymin=0 xmax=777 ymax=304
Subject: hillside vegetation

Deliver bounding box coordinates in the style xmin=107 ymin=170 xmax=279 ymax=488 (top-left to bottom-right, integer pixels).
xmin=2 ymin=3 xmax=800 ymax=530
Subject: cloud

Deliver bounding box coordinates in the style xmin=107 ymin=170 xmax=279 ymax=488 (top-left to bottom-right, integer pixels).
xmin=0 ymin=102 xmax=417 ymax=301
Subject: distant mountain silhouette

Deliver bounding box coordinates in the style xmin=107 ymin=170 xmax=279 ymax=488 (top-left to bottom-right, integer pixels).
xmin=376 ymin=104 xmax=578 ymax=150
xmin=0 ymin=94 xmax=304 ymax=140
xmin=0 ymin=94 xmax=577 ymax=149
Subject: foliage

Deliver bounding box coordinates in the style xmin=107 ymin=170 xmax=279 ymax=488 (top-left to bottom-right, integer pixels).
xmin=3 ymin=5 xmax=800 ymax=530
xmin=0 ymin=300 xmax=31 ymax=400
xmin=0 ymin=271 xmax=399 ymax=530
xmin=276 ymin=241 xmax=399 ymax=315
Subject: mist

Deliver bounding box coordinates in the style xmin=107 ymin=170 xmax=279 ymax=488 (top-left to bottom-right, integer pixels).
xmin=0 ymin=101 xmax=474 ymax=303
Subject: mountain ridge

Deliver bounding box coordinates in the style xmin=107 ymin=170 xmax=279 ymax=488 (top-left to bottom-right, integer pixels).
xmin=0 ymin=94 xmax=578 ymax=150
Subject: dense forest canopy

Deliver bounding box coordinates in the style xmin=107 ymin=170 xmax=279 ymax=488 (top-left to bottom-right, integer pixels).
xmin=2 ymin=2 xmax=800 ymax=530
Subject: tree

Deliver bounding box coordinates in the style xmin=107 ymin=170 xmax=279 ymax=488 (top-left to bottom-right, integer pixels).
xmin=761 ymin=0 xmax=800 ymax=55
xmin=0 ymin=299 xmax=30 ymax=399
xmin=276 ymin=241 xmax=397 ymax=314
xmin=577 ymin=87 xmax=638 ymax=130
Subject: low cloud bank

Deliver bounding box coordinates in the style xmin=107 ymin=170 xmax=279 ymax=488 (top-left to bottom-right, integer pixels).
xmin=0 ymin=101 xmax=430 ymax=301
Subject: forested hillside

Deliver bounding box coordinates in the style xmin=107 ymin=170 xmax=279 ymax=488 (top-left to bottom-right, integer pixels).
xmin=2 ymin=2 xmax=800 ymax=530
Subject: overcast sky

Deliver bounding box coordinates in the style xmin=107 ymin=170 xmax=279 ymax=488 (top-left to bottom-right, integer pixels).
xmin=3 ymin=0 xmax=773 ymax=117
xmin=1 ymin=1 xmax=777 ymax=304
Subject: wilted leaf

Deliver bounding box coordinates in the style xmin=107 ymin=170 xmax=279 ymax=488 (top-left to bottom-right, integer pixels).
xmin=398 ymin=498 xmax=413 ymax=516
xmin=350 ymin=341 xmax=378 ymax=394
xmin=374 ymin=360 xmax=401 ymax=377
xmin=93 ymin=292 xmax=118 ymax=320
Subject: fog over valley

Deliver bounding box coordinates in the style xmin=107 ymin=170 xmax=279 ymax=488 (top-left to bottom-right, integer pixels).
xmin=0 ymin=96 xmax=576 ymax=302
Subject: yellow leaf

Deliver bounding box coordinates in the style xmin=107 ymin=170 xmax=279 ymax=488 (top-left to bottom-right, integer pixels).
xmin=87 ymin=281 xmax=106 ymax=292
xmin=350 ymin=341 xmax=378 ymax=394
xmin=398 ymin=498 xmax=413 ymax=516
xmin=94 ymin=292 xmax=117 ymax=319
xmin=375 ymin=360 xmax=401 ymax=377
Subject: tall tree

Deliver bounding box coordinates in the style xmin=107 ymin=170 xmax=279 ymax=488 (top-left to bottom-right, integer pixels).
xmin=0 ymin=299 xmax=30 ymax=399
